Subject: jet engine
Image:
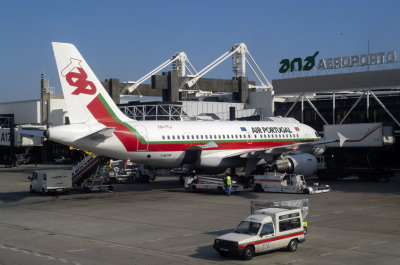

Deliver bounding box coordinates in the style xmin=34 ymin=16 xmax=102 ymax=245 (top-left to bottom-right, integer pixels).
xmin=273 ymin=153 xmax=318 ymax=177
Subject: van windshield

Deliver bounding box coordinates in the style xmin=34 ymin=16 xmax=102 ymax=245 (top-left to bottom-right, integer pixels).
xmin=234 ymin=221 xmax=261 ymax=235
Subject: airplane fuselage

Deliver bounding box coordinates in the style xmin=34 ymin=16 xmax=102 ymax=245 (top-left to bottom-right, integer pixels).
xmin=49 ymin=120 xmax=319 ymax=168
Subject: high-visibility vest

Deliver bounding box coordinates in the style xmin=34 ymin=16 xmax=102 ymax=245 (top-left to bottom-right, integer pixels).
xmin=226 ymin=176 xmax=231 ymax=186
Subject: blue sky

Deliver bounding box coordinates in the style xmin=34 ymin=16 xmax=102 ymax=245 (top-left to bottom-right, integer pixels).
xmin=1 ymin=0 xmax=399 ymax=102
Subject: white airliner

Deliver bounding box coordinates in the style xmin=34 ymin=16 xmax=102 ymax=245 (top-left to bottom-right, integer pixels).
xmin=48 ymin=42 xmax=344 ymax=176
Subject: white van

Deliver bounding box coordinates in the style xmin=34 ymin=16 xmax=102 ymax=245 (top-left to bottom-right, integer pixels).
xmin=213 ymin=208 xmax=305 ymax=260
xmin=29 ymin=170 xmax=72 ymax=194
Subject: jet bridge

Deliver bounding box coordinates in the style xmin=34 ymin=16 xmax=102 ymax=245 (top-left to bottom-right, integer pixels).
xmin=113 ymin=43 xmax=271 ymax=104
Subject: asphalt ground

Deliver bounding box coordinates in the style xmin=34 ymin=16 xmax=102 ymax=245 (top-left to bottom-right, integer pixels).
xmin=0 ymin=164 xmax=399 ymax=265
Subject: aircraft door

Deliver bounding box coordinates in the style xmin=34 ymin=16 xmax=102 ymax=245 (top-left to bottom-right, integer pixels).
xmin=135 ymin=126 xmax=149 ymax=151
xmin=246 ymin=131 xmax=253 ymax=144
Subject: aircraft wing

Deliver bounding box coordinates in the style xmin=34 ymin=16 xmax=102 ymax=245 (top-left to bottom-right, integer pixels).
xmin=208 ymin=132 xmax=347 ymax=159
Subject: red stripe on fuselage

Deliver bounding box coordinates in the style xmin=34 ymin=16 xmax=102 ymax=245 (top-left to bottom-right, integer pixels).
xmin=87 ymin=96 xmax=137 ymax=151
xmin=147 ymin=140 xmax=302 ymax=152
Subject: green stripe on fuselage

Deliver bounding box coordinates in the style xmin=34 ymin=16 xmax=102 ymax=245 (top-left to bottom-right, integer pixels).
xmin=97 ymin=94 xmax=147 ymax=144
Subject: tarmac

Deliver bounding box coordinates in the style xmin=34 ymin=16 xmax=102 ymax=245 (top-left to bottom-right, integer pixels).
xmin=0 ymin=164 xmax=399 ymax=265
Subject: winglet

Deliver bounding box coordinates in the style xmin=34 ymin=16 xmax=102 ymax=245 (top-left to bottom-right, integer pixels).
xmin=337 ymin=132 xmax=348 ymax=147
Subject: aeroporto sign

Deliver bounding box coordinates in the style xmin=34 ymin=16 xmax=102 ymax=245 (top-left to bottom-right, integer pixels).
xmin=279 ymin=51 xmax=397 ymax=73
xmin=318 ymin=51 xmax=396 ymax=70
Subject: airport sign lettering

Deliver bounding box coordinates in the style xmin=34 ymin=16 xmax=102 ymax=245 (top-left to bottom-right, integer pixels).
xmin=279 ymin=51 xmax=396 ymax=73
xmin=0 ymin=129 xmax=10 ymax=146
xmin=279 ymin=51 xmax=319 ymax=73
xmin=318 ymin=51 xmax=396 ymax=70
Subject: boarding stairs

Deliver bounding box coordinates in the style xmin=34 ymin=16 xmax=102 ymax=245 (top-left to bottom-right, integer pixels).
xmin=71 ymin=153 xmax=101 ymax=186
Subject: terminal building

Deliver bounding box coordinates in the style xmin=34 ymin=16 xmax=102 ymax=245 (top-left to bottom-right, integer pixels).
xmin=1 ymin=44 xmax=399 ymax=171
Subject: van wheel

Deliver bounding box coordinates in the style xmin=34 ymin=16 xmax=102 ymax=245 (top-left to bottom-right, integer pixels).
xmin=29 ymin=185 xmax=34 ymax=193
xmin=242 ymin=246 xmax=254 ymax=260
xmin=254 ymin=184 xmax=263 ymax=192
xmin=218 ymin=251 xmax=228 ymax=257
xmin=287 ymin=239 xmax=298 ymax=252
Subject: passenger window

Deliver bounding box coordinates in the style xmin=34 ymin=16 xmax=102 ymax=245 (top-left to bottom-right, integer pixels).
xmin=239 ymin=135 xmax=242 ymax=138
xmin=196 ymin=135 xmax=199 ymax=139
xmin=260 ymin=223 xmax=274 ymax=236
xmin=191 ymin=135 xmax=194 ymax=139
xmin=227 ymin=135 xmax=229 ymax=139
xmin=167 ymin=135 xmax=170 ymax=140
xmin=254 ymin=134 xmax=257 ymax=138
xmin=201 ymin=135 xmax=204 ymax=139
xmin=223 ymin=135 xmax=225 ymax=139
xmin=205 ymin=135 xmax=208 ymax=139
xmin=162 ymin=135 xmax=165 ymax=140
xmin=177 ymin=135 xmax=180 ymax=140
xmin=172 ymin=135 xmax=175 ymax=140
xmin=279 ymin=217 xmax=301 ymax=232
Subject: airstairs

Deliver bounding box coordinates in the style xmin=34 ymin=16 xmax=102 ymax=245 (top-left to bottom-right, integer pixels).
xmin=71 ymin=153 xmax=101 ymax=185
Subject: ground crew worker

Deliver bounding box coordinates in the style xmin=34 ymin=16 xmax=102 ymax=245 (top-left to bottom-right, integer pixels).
xmin=223 ymin=174 xmax=232 ymax=196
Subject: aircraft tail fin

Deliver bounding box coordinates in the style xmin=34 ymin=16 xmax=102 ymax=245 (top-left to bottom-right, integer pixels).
xmin=52 ymin=42 xmax=130 ymax=125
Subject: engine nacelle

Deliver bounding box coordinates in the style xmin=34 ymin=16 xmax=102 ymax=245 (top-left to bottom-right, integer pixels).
xmin=274 ymin=153 xmax=318 ymax=177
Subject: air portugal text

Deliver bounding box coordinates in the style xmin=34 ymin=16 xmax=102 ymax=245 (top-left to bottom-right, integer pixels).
xmin=251 ymin=126 xmax=293 ymax=134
